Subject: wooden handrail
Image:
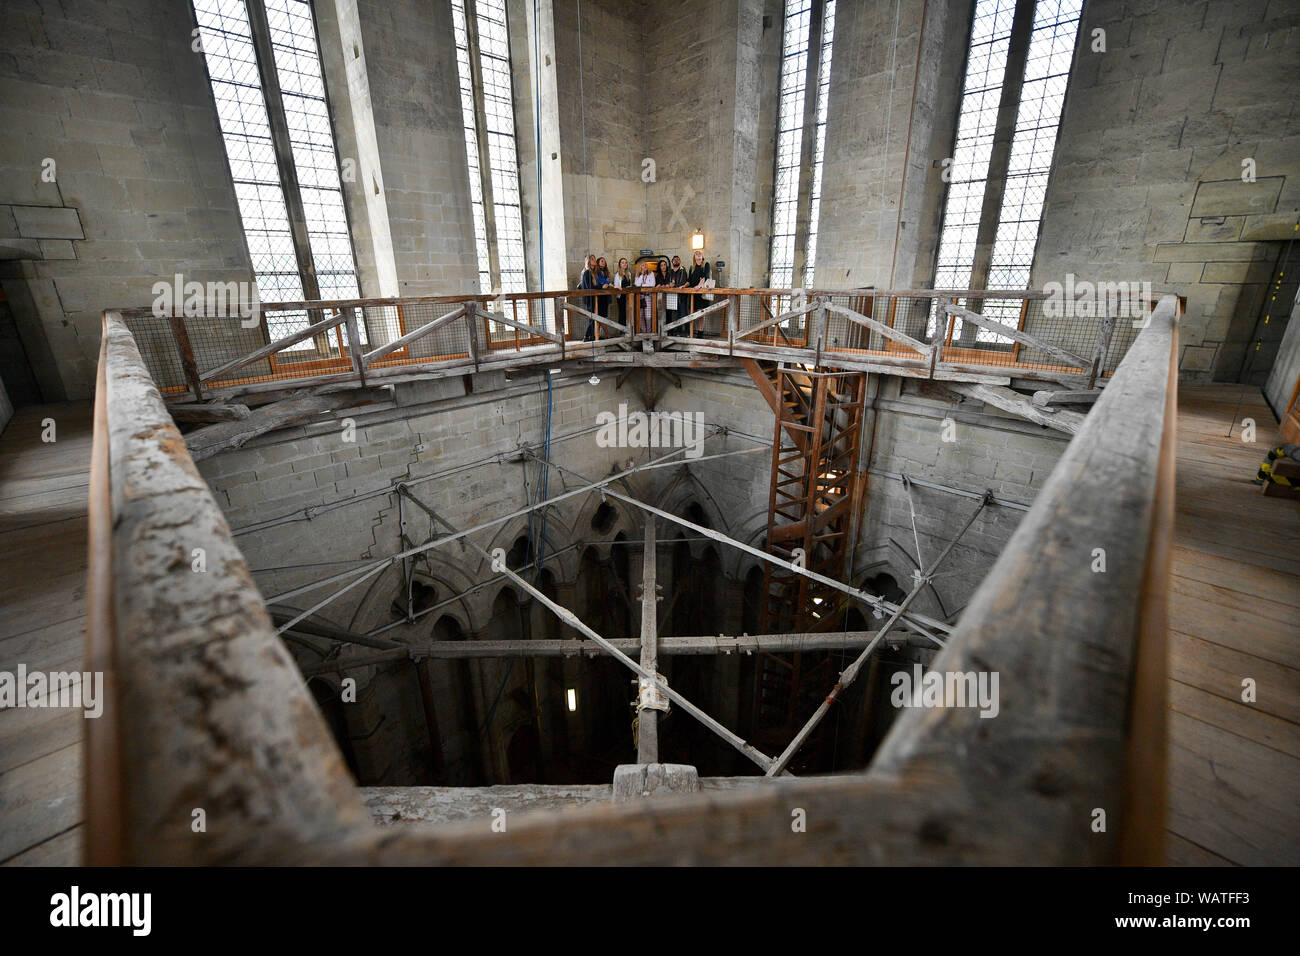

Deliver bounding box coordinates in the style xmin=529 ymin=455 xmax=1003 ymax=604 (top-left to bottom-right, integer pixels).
xmin=88 ymin=295 xmax=1179 ymax=864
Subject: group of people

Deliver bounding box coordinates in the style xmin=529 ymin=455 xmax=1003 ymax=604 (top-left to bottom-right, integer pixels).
xmin=578 ymin=250 xmax=714 ymax=340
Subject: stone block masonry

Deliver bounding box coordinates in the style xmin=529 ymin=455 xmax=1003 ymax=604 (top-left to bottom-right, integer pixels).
xmin=1032 ymin=0 xmax=1300 ymax=383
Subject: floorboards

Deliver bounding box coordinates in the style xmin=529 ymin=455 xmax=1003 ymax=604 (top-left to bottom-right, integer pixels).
xmin=1165 ymin=384 xmax=1300 ymax=866
xmin=0 ymin=403 xmax=90 ymax=866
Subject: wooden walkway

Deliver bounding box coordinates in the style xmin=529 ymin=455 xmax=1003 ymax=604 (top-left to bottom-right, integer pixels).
xmin=1165 ymin=384 xmax=1300 ymax=865
xmin=0 ymin=402 xmax=90 ymax=865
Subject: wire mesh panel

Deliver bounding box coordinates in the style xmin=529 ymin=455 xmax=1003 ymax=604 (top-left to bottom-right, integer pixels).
xmin=736 ymin=292 xmax=810 ymax=349
xmin=122 ymin=313 xmax=189 ymax=395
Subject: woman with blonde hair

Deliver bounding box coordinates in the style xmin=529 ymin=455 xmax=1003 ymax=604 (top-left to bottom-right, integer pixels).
xmin=685 ymin=248 xmax=712 ymax=317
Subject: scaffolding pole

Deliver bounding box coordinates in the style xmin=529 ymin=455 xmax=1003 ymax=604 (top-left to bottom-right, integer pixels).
xmin=393 ymin=486 xmax=783 ymax=775
xmin=262 ymin=431 xmax=757 ymax=610
xmin=764 ymin=492 xmax=992 ymax=777
xmin=637 ymin=520 xmax=660 ymax=763
xmin=596 ymin=489 xmax=954 ymax=637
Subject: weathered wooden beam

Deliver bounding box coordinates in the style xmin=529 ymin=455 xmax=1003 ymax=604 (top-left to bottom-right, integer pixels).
xmin=1032 ymin=389 xmax=1101 ymax=407
xmin=946 ymin=382 xmax=1087 ymax=435
xmin=166 ymin=402 xmax=251 ymax=423
xmin=185 ymin=388 xmax=387 ymax=461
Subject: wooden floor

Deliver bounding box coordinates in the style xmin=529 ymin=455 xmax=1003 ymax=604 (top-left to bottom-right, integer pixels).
xmin=1164 ymin=384 xmax=1300 ymax=865
xmin=0 ymin=403 xmax=90 ymax=865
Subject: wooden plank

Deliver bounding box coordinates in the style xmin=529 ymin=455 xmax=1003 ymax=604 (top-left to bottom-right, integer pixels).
xmin=165 ymin=402 xmax=252 ymax=423
xmin=1169 ymin=592 xmax=1300 ymax=669
xmin=1164 ymin=830 xmax=1234 ymax=866
xmin=1171 ymin=628 xmax=1300 ymax=725
xmin=1169 ymin=678 xmax=1300 ymax=759
xmin=1170 ymin=574 xmax=1297 ymax=626
xmin=1166 ymin=711 xmax=1300 ymax=865
xmin=2 ymin=824 xmax=81 ymax=866
xmin=1032 ymin=388 xmax=1101 ymax=406
xmin=0 ymin=743 xmax=81 ymax=863
xmin=1170 ymin=546 xmax=1300 ymax=606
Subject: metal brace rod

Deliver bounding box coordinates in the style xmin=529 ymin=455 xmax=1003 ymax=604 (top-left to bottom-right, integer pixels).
xmin=407 ymin=494 xmax=783 ymax=775
xmin=901 ymin=474 xmax=927 ymax=579
xmin=596 ymin=488 xmax=955 ymax=636
xmin=764 ymin=492 xmax=993 ymax=777
xmin=262 ymin=429 xmax=736 ymax=608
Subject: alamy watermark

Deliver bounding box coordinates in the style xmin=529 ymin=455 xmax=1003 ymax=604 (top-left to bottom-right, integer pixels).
xmin=595 ymin=403 xmax=706 ymax=459
xmin=152 ymin=273 xmax=261 ymax=327
xmin=0 ymin=666 xmax=103 ymax=718
xmin=890 ymin=663 xmax=1000 ymax=719
xmin=1042 ymin=275 xmax=1153 ymax=323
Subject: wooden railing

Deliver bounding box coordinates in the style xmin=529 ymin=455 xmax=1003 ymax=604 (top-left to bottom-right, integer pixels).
xmin=87 ymin=293 xmax=1179 ymax=864
xmin=118 ymin=286 xmax=1163 ymax=402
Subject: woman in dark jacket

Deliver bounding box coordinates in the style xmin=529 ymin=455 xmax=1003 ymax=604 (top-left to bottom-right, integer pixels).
xmin=578 ymin=254 xmax=597 ymax=340
xmin=685 ymin=249 xmax=712 ymax=319
xmin=665 ymin=255 xmax=688 ymax=335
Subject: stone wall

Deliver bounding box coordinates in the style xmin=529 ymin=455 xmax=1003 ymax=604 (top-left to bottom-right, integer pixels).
xmin=551 ymin=0 xmax=648 ymax=282
xmin=0 ymin=0 xmax=254 ymax=401
xmin=1032 ymin=0 xmax=1300 ymax=382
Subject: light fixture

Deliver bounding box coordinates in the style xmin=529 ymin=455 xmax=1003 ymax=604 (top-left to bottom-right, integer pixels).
xmin=691 ymin=231 xmax=705 ymax=250
xmin=588 ymin=373 xmax=600 ymax=386
xmin=566 ymin=688 xmax=578 ymax=712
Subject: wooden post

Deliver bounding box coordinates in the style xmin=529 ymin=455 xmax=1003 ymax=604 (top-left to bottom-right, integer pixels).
xmin=466 ymin=303 xmax=481 ymax=371
xmin=344 ymin=307 xmax=366 ymax=386
xmin=1010 ymin=297 xmax=1030 ymax=363
xmin=637 ymin=520 xmax=660 ymax=763
xmin=1088 ymin=303 xmax=1117 ymax=389
xmin=167 ymin=315 xmax=203 ymax=400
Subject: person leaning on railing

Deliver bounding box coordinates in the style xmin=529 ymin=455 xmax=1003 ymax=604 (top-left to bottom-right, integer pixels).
xmin=685 ymin=249 xmax=713 ymax=327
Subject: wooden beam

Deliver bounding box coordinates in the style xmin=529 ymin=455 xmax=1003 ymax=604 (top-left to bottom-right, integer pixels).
xmin=185 ymin=388 xmax=388 ymax=461
xmin=1032 ymin=389 xmax=1101 ymax=407
xmin=946 ymin=382 xmax=1087 ymax=435
xmin=166 ymin=402 xmax=251 ymax=423
xmin=824 ymin=300 xmax=930 ymax=357
xmin=361 ymin=304 xmax=465 ymax=366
